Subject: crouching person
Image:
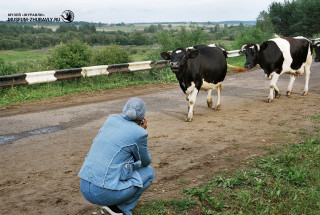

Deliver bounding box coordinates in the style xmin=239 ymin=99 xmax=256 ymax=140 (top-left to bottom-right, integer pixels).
xmin=78 ymin=97 xmax=155 ymax=215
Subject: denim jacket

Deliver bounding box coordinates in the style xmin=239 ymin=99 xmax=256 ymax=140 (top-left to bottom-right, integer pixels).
xmin=78 ymin=114 xmax=151 ymax=190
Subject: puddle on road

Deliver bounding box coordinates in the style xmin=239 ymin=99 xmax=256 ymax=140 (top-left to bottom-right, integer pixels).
xmin=0 ymin=126 xmax=62 ymax=146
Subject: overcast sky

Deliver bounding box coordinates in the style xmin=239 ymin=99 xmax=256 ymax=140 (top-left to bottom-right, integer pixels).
xmin=1 ymin=0 xmax=285 ymax=23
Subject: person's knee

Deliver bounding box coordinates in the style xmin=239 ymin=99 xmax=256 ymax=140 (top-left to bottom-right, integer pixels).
xmin=138 ymin=165 xmax=155 ymax=183
xmin=147 ymin=166 xmax=155 ymax=181
xmin=143 ymin=166 xmax=155 ymax=181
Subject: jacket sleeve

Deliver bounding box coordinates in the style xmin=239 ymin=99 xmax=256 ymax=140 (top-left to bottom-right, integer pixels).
xmin=137 ymin=133 xmax=152 ymax=167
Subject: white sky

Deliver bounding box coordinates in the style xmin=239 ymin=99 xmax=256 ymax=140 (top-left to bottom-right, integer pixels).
xmin=1 ymin=0 xmax=285 ymax=23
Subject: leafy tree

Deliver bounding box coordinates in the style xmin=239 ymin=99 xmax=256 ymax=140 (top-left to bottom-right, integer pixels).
xmin=256 ymin=10 xmax=274 ymax=34
xmin=129 ymin=31 xmax=150 ymax=45
xmin=268 ymin=0 xmax=320 ymax=37
xmin=157 ymin=25 xmax=207 ymax=51
xmin=79 ymin=24 xmax=96 ymax=34
xmin=56 ymin=25 xmax=78 ymax=33
xmin=157 ymin=29 xmax=176 ymax=52
xmin=144 ymin=24 xmax=157 ymax=33
xmin=297 ymin=0 xmax=320 ymax=36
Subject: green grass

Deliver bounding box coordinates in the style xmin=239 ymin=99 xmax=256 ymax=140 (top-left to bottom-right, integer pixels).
xmin=0 ymin=49 xmax=51 ymax=62
xmin=134 ymin=130 xmax=320 ymax=214
xmin=227 ymin=55 xmax=245 ymax=68
xmin=135 ymin=198 xmax=197 ymax=215
xmin=0 ymin=49 xmax=52 ymax=76
xmin=311 ymin=114 xmax=320 ymax=123
xmin=0 ymin=68 xmax=177 ymax=107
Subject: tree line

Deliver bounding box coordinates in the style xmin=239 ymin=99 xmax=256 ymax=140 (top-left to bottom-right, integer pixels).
xmin=0 ymin=23 xmax=159 ymax=50
xmin=259 ymin=0 xmax=319 ymax=37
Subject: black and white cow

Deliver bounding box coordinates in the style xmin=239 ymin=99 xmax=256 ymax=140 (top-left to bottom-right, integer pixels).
xmin=313 ymin=41 xmax=320 ymax=62
xmin=241 ymin=36 xmax=313 ymax=102
xmin=160 ymin=44 xmax=227 ymax=122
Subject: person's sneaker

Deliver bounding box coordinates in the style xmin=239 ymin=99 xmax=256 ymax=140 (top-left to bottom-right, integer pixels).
xmin=101 ymin=206 xmax=124 ymax=215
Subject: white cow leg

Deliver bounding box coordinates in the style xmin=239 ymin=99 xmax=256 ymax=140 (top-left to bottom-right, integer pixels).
xmin=267 ymin=73 xmax=280 ymax=103
xmin=206 ymin=89 xmax=213 ymax=108
xmin=303 ymin=65 xmax=311 ymax=96
xmin=186 ymin=82 xmax=195 ymax=101
xmin=186 ymin=94 xmax=190 ymax=101
xmin=274 ymin=84 xmax=281 ymax=98
xmin=186 ymin=88 xmax=198 ymax=122
xmin=215 ymin=84 xmax=221 ymax=110
xmin=287 ymin=74 xmax=296 ymax=96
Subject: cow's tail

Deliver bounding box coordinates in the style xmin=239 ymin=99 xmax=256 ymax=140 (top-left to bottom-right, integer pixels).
xmin=227 ymin=64 xmax=247 ymax=72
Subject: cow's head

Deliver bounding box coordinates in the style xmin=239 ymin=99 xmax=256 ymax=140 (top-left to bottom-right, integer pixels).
xmin=160 ymin=48 xmax=200 ymax=74
xmin=314 ymin=42 xmax=320 ymax=62
xmin=241 ymin=43 xmax=260 ymax=69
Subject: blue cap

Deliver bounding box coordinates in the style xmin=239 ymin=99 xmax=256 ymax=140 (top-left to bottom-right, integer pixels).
xmin=121 ymin=97 xmax=146 ymax=121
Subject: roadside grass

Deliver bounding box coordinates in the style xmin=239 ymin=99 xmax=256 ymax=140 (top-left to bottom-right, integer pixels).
xmin=227 ymin=55 xmax=245 ymax=68
xmin=134 ymin=117 xmax=320 ymax=214
xmin=0 ymin=68 xmax=177 ymax=107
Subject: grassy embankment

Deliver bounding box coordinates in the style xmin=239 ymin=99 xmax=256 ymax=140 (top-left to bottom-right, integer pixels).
xmin=0 ymin=47 xmax=245 ymax=108
xmin=134 ymin=113 xmax=320 ymax=215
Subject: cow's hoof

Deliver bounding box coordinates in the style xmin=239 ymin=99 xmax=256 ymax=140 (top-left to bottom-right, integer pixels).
xmin=185 ymin=117 xmax=192 ymax=122
xmin=207 ymin=101 xmax=213 ymax=108
xmin=286 ymin=91 xmax=292 ymax=97
xmin=303 ymin=91 xmax=308 ymax=96
xmin=267 ymin=98 xmax=273 ymax=103
xmin=215 ymin=104 xmax=221 ymax=110
xmin=275 ymin=91 xmax=281 ymax=98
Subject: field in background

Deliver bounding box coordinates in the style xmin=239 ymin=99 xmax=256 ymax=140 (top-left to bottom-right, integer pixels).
xmin=36 ymin=22 xmax=252 ymax=32
xmin=0 ymin=49 xmax=51 ymax=63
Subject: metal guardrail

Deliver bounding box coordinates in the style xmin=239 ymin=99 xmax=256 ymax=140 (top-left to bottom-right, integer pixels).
xmin=227 ymin=50 xmax=241 ymax=58
xmin=312 ymin=38 xmax=320 ymax=42
xmin=0 ymin=60 xmax=168 ymax=88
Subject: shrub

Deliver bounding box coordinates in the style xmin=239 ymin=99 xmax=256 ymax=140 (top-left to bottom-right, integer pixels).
xmin=48 ymin=39 xmax=92 ymax=69
xmin=92 ymin=45 xmax=130 ymax=66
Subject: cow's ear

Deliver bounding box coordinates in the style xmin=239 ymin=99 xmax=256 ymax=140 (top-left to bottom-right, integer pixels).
xmin=187 ymin=49 xmax=199 ymax=59
xmin=160 ymin=52 xmax=171 ymax=60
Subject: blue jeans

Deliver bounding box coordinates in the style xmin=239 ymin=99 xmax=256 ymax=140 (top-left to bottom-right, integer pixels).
xmin=80 ymin=166 xmax=155 ymax=215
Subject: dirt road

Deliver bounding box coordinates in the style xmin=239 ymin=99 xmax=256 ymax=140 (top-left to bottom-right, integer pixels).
xmin=1 ymin=64 xmax=319 ymax=214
